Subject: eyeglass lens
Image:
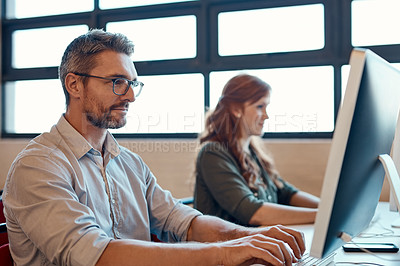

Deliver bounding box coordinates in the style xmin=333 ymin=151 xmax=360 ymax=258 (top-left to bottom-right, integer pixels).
xmin=113 ymin=78 xmax=142 ymax=97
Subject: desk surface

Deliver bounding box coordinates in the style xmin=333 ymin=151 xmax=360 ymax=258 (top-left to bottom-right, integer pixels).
xmin=291 ymin=202 xmax=400 ymax=265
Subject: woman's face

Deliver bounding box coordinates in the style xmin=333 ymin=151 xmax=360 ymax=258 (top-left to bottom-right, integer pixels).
xmin=240 ymin=94 xmax=270 ymax=138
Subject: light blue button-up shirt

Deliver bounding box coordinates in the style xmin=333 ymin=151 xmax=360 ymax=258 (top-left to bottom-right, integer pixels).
xmin=3 ymin=115 xmax=201 ymax=266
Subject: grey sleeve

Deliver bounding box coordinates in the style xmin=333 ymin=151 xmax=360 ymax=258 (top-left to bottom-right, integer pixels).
xmin=276 ymin=176 xmax=299 ymax=205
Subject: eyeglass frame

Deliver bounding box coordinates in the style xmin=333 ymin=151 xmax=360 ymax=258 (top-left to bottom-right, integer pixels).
xmin=72 ymin=72 xmax=144 ymax=97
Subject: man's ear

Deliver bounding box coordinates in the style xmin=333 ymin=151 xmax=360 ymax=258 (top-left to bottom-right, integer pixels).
xmin=65 ymin=73 xmax=83 ymax=100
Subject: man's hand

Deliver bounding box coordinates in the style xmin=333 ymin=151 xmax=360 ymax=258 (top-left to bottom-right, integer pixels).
xmin=251 ymin=225 xmax=306 ymax=259
xmin=217 ymin=233 xmax=299 ymax=266
xmin=187 ymin=215 xmax=306 ymax=265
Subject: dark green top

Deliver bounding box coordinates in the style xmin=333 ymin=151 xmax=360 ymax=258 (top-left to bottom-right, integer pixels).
xmin=194 ymin=141 xmax=298 ymax=226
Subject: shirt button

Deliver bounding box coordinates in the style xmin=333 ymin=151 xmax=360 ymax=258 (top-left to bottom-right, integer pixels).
xmin=267 ymin=195 xmax=272 ymax=201
xmin=111 ymin=199 xmax=116 ymax=204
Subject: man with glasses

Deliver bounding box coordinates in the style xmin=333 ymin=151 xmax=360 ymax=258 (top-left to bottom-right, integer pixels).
xmin=3 ymin=29 xmax=305 ymax=265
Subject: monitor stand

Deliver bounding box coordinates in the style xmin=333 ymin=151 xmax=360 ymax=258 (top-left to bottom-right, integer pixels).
xmin=378 ymin=154 xmax=400 ymax=228
xmin=381 ymin=108 xmax=400 ymax=227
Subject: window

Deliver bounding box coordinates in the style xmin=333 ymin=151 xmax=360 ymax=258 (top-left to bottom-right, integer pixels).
xmin=12 ymin=25 xmax=89 ymax=68
xmin=218 ymin=4 xmax=325 ymax=56
xmin=210 ymin=66 xmax=334 ymax=133
xmin=107 ymin=16 xmax=197 ymax=62
xmin=3 ymin=0 xmax=400 ymax=138
xmin=4 ymin=80 xmax=65 ymax=133
xmin=110 ymin=73 xmax=204 ymax=134
xmin=5 ymin=0 xmax=93 ymax=19
xmin=352 ymin=0 xmax=400 ymax=46
xmin=99 ymin=0 xmax=196 ymax=9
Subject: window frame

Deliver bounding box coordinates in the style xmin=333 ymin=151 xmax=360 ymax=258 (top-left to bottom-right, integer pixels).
xmin=2 ymin=0 xmax=400 ymax=139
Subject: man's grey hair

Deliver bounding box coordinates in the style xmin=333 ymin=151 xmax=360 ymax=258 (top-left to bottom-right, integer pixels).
xmin=59 ymin=29 xmax=135 ymax=107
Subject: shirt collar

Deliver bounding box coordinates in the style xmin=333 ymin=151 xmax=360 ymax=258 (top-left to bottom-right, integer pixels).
xmin=103 ymin=132 xmax=121 ymax=158
xmin=55 ymin=115 xmax=120 ymax=160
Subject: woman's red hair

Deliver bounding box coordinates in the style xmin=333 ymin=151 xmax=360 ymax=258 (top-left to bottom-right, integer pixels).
xmin=199 ymin=74 xmax=280 ymax=191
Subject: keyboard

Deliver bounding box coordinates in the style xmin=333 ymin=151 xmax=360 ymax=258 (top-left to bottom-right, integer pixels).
xmin=295 ymin=252 xmax=335 ymax=266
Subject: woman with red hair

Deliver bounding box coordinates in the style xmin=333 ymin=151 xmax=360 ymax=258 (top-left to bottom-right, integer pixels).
xmin=194 ymin=74 xmax=319 ymax=226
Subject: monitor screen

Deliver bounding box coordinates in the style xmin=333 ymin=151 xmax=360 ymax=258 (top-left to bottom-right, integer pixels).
xmin=310 ymin=48 xmax=400 ymax=259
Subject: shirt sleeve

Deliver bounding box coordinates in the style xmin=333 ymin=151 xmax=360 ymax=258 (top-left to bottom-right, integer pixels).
xmin=196 ymin=143 xmax=264 ymax=225
xmin=3 ymin=154 xmax=110 ymax=266
xmin=276 ymin=176 xmax=299 ymax=205
xmin=144 ymin=169 xmax=202 ymax=242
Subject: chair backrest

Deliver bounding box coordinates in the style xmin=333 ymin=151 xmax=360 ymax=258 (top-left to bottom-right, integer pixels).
xmin=0 ymin=195 xmax=8 ymax=246
xmin=0 ymin=191 xmax=13 ymax=266
xmin=0 ymin=223 xmax=12 ymax=266
xmin=0 ymin=222 xmax=8 ymax=238
xmin=0 ymin=192 xmax=5 ymax=223
xmin=0 ymin=244 xmax=13 ymax=266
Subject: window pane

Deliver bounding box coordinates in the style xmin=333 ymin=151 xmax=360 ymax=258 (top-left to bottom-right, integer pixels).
xmin=352 ymin=0 xmax=400 ymax=46
xmin=111 ymin=73 xmax=204 ymax=134
xmin=218 ymin=4 xmax=325 ymax=56
xmin=12 ymin=25 xmax=89 ymax=68
xmin=6 ymin=0 xmax=93 ymax=19
xmin=341 ymin=65 xmax=351 ymax=106
xmin=100 ymin=0 xmax=196 ymax=9
xmin=107 ymin=16 xmax=197 ymax=61
xmin=4 ymin=80 xmax=65 ymax=133
xmin=210 ymin=66 xmax=334 ymax=133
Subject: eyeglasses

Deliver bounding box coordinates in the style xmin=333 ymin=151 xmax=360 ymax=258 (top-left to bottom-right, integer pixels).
xmin=73 ymin=72 xmax=144 ymax=97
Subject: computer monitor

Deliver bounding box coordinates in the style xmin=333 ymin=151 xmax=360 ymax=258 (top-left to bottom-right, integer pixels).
xmin=310 ymin=48 xmax=400 ymax=259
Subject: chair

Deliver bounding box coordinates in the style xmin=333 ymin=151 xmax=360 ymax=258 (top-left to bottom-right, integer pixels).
xmin=179 ymin=197 xmax=194 ymax=207
xmin=0 ymin=223 xmax=12 ymax=266
xmin=0 ymin=191 xmax=13 ymax=266
xmin=0 ymin=192 xmax=8 ymax=245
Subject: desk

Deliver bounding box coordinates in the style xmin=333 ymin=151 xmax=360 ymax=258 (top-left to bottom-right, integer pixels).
xmin=291 ymin=202 xmax=400 ymax=265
